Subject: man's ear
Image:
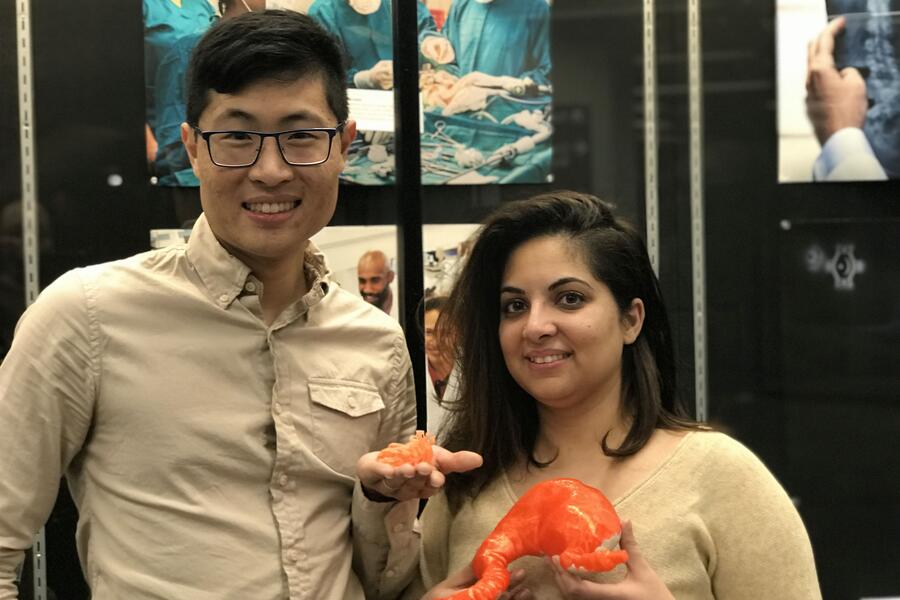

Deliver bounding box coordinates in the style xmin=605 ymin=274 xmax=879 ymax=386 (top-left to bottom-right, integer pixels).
xmin=622 ymin=298 xmax=645 ymax=345
xmin=386 ymin=269 xmax=395 ymax=284
xmin=181 ymin=122 xmax=200 ymax=172
xmin=339 ymin=119 xmax=357 ymax=158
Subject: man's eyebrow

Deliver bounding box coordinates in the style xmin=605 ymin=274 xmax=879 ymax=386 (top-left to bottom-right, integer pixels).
xmin=214 ymin=109 xmax=327 ymax=126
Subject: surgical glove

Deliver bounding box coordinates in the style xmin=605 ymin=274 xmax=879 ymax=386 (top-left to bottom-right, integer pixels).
xmin=443 ymin=86 xmax=497 ymax=115
xmin=420 ymin=35 xmax=456 ymax=64
xmin=354 ymin=59 xmax=393 ymax=90
xmin=363 ymin=130 xmax=393 ymax=146
xmin=451 ymin=72 xmax=528 ymax=95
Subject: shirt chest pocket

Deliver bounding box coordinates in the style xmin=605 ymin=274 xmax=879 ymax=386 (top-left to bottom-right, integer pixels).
xmin=308 ymin=378 xmax=385 ymax=475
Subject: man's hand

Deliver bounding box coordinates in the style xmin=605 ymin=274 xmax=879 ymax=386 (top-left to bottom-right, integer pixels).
xmin=451 ymin=72 xmax=526 ymax=95
xmin=356 ymin=444 xmax=482 ymax=502
xmin=421 ymin=35 xmax=456 ymax=64
xmin=355 ymin=59 xmax=394 ymax=90
xmin=806 ymin=16 xmax=868 ymax=146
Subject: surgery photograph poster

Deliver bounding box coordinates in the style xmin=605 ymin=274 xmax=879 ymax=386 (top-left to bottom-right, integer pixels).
xmin=777 ymin=0 xmax=899 ymax=183
xmin=142 ymin=0 xmax=553 ymax=187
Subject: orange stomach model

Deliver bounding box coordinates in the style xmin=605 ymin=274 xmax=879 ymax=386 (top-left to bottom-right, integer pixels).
xmin=449 ymin=478 xmax=628 ymax=600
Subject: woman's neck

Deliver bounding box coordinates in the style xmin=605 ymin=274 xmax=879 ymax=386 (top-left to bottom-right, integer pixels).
xmin=534 ymin=395 xmax=629 ymax=466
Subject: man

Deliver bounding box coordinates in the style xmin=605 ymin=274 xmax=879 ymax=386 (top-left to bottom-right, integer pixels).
xmin=307 ymin=0 xmax=454 ymax=90
xmin=152 ymin=0 xmax=265 ymax=187
xmin=357 ymin=249 xmax=395 ymax=314
xmin=0 ymin=11 xmax=478 ymax=599
xmin=442 ymin=0 xmax=551 ymax=110
xmin=806 ymin=16 xmax=887 ymax=181
xmin=143 ymin=0 xmax=217 ymax=168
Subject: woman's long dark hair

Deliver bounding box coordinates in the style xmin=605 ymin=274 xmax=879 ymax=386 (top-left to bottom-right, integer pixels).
xmin=437 ymin=191 xmax=702 ymax=512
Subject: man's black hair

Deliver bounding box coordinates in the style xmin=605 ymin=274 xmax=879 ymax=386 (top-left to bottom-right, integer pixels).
xmin=185 ymin=10 xmax=349 ymax=126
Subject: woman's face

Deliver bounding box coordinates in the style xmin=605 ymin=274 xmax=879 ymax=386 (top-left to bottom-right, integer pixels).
xmin=498 ymin=235 xmax=643 ymax=413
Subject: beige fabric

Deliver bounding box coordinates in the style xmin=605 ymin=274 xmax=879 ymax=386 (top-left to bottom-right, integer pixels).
xmin=408 ymin=431 xmax=821 ymax=600
xmin=0 ymin=214 xmax=418 ymax=600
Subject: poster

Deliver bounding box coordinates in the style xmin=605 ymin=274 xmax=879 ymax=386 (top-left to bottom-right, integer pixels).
xmin=777 ymin=0 xmax=899 ymax=182
xmin=338 ymin=0 xmax=554 ymax=185
xmin=142 ymin=0 xmax=553 ymax=187
xmin=312 ymin=223 xmax=481 ymax=434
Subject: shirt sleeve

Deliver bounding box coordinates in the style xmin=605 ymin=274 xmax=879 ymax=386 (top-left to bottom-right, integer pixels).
xmin=0 ymin=270 xmax=98 ymax=599
xmin=813 ymin=127 xmax=888 ymax=181
xmin=350 ymin=333 xmax=419 ymax=600
xmin=702 ymin=437 xmax=823 ymax=600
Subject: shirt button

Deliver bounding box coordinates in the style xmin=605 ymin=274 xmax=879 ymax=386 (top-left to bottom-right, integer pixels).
xmin=348 ymin=393 xmax=357 ymax=409
xmin=385 ymin=569 xmax=396 ymax=578
xmin=218 ymin=293 xmax=229 ymax=303
xmin=287 ymin=550 xmax=299 ymax=563
xmin=273 ymin=402 xmax=282 ymax=414
xmin=244 ymin=281 xmax=257 ymax=292
xmin=279 ymin=474 xmax=289 ymax=487
xmin=392 ymin=523 xmax=406 ymax=533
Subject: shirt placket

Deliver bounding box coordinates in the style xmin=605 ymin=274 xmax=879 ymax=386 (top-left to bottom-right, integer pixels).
xmin=267 ymin=326 xmax=311 ymax=598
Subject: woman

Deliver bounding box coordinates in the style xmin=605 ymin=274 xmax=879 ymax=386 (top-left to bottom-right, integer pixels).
xmin=408 ymin=191 xmax=821 ymax=599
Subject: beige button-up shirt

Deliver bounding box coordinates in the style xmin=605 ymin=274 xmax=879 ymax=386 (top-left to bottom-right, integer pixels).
xmin=0 ymin=214 xmax=419 ymax=599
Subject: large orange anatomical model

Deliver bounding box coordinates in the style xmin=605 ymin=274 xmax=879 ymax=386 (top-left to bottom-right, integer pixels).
xmin=375 ymin=435 xmax=628 ymax=600
xmin=453 ymin=478 xmax=628 ymax=599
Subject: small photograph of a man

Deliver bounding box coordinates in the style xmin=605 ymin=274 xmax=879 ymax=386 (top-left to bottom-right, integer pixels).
xmin=357 ymin=249 xmax=395 ymax=313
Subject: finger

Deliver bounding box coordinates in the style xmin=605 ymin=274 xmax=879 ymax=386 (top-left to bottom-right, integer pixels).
xmin=815 ymin=17 xmax=843 ymax=65
xmin=433 ymin=446 xmax=483 ymax=474
xmin=444 ymin=563 xmax=478 ymax=587
xmin=618 ymin=520 xmax=647 ymax=572
xmin=840 ymin=66 xmax=864 ymax=85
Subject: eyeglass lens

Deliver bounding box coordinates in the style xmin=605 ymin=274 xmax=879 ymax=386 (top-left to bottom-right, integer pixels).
xmin=208 ymin=130 xmax=333 ymax=167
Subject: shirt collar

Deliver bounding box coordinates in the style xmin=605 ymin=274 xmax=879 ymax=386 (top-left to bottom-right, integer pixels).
xmin=185 ymin=213 xmax=331 ymax=310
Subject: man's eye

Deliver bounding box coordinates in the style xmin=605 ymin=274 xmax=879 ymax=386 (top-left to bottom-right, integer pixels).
xmin=285 ymin=131 xmax=315 ymax=141
xmin=221 ymin=131 xmax=254 ymax=142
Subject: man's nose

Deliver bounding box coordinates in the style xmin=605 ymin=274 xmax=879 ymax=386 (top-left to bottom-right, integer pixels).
xmin=248 ymin=137 xmax=293 ymax=185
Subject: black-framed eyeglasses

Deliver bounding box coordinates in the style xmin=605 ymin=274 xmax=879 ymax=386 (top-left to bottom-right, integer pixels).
xmin=192 ymin=123 xmax=346 ymax=168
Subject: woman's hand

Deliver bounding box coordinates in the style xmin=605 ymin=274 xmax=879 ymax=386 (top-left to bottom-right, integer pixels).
xmin=549 ymin=521 xmax=674 ymax=600
xmin=356 ymin=445 xmax=482 ymax=502
xmin=423 ymin=565 xmax=531 ymax=600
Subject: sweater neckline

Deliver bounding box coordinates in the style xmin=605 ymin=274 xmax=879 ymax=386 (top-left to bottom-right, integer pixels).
xmin=498 ymin=430 xmax=698 ymax=507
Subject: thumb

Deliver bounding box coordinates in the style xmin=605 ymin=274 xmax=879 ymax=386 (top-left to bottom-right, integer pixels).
xmin=619 ymin=520 xmax=648 ymax=571
xmin=839 ymin=66 xmax=865 ymax=85
xmin=433 ymin=446 xmax=483 ymax=474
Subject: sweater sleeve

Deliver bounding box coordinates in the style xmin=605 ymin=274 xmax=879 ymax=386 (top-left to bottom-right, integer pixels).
xmin=401 ymin=491 xmax=453 ymax=599
xmin=700 ymin=435 xmax=822 ymax=600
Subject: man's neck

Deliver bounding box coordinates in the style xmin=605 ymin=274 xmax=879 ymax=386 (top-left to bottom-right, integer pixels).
xmin=250 ymin=253 xmax=309 ymax=325
xmin=382 ymin=287 xmax=393 ymax=314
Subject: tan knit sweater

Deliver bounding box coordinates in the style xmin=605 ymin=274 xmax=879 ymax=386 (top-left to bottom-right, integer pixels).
xmin=405 ymin=431 xmax=821 ymax=599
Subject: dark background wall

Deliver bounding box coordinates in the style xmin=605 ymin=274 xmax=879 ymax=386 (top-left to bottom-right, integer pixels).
xmin=1 ymin=1 xmax=897 ymax=598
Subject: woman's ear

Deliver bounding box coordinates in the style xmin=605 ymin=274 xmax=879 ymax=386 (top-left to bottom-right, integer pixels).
xmin=622 ymin=298 xmax=645 ymax=345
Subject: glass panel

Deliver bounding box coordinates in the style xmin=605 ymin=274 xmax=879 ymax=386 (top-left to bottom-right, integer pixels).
xmin=664 ymin=0 xmax=900 ymax=597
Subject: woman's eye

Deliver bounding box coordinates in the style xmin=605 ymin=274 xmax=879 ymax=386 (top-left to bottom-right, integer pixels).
xmin=502 ymin=299 xmax=527 ymax=315
xmin=559 ymin=292 xmax=584 ymax=307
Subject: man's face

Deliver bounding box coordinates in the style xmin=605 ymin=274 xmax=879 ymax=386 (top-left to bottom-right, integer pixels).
xmin=182 ymin=76 xmax=356 ymax=271
xmin=357 ymin=257 xmax=394 ymax=309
